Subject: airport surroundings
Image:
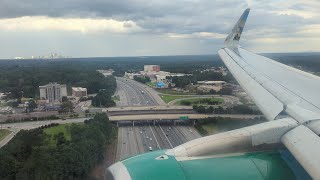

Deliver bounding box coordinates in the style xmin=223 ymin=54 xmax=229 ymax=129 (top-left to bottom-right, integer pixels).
xmin=0 ymin=53 xmax=320 ymax=179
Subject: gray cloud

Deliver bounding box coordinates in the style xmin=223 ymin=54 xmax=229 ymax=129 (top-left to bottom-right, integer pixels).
xmin=0 ymin=0 xmax=318 ymax=36
xmin=0 ymin=0 xmax=319 ymax=58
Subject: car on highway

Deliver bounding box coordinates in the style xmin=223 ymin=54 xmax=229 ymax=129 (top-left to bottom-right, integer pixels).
xmin=149 ymin=147 xmax=153 ymax=151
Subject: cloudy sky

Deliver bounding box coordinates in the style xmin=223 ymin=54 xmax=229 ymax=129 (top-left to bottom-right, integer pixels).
xmin=0 ymin=0 xmax=319 ymax=58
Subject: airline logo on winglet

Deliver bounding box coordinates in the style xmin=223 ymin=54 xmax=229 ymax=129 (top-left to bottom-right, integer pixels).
xmin=225 ymin=8 xmax=250 ymax=47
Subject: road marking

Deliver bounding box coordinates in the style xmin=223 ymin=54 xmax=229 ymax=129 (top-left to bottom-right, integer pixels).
xmin=148 ymin=121 xmax=161 ymax=150
xmin=158 ymin=123 xmax=173 ymax=148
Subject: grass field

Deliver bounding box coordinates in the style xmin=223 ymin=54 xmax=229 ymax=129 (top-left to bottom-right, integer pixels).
xmin=160 ymin=94 xmax=190 ymax=103
xmin=146 ymin=82 xmax=156 ymax=87
xmin=156 ymin=89 xmax=196 ymax=95
xmin=0 ymin=129 xmax=11 ymax=141
xmin=175 ymin=97 xmax=224 ymax=105
xmin=197 ymin=118 xmax=267 ymax=136
xmin=112 ymin=95 xmax=120 ymax=101
xmin=44 ymin=124 xmax=72 ymax=141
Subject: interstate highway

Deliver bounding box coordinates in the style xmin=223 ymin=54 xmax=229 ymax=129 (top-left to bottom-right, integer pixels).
xmin=114 ymin=77 xmax=165 ymax=106
xmin=115 ymin=122 xmax=201 ymax=161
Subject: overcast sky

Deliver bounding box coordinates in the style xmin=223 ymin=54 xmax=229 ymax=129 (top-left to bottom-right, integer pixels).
xmin=0 ymin=0 xmax=319 ymax=58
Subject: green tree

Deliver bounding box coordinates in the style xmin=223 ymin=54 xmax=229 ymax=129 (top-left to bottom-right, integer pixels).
xmin=61 ymin=101 xmax=73 ymax=113
xmin=26 ymin=100 xmax=37 ymax=113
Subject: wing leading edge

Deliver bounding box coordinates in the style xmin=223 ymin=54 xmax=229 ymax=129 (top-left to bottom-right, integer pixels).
xmin=219 ymin=9 xmax=320 ymax=179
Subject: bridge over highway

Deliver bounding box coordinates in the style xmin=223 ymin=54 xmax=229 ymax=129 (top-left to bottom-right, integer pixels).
xmin=109 ymin=114 xmax=263 ymax=126
xmin=91 ymin=106 xmax=195 ymax=116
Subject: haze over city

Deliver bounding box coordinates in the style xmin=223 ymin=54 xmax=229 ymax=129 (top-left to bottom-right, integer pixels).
xmin=0 ymin=0 xmax=319 ymax=59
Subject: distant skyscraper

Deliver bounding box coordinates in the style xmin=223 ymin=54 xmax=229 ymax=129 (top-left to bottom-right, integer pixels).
xmin=39 ymin=83 xmax=67 ymax=103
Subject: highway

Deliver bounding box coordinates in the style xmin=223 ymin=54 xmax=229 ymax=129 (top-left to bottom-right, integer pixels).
xmin=0 ymin=117 xmax=89 ymax=147
xmin=0 ymin=118 xmax=88 ymax=130
xmin=109 ymin=114 xmax=263 ymax=121
xmin=0 ymin=129 xmax=19 ymax=148
xmin=114 ymin=77 xmax=165 ymax=106
xmin=115 ymin=122 xmax=201 ymax=161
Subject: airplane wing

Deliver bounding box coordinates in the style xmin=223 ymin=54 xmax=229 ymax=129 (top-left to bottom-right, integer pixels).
xmin=218 ymin=8 xmax=320 ymax=179
xmin=107 ymin=9 xmax=320 ymax=180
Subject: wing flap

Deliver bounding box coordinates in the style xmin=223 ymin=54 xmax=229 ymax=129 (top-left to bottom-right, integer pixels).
xmin=219 ymin=49 xmax=283 ymax=120
xmin=282 ymin=125 xmax=320 ymax=179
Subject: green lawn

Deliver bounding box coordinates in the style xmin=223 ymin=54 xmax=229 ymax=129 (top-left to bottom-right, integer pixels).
xmin=160 ymin=94 xmax=190 ymax=103
xmin=156 ymin=89 xmax=196 ymax=95
xmin=44 ymin=124 xmax=72 ymax=141
xmin=112 ymin=95 xmax=120 ymax=101
xmin=0 ymin=129 xmax=11 ymax=141
xmin=146 ymin=82 xmax=156 ymax=87
xmin=175 ymin=97 xmax=224 ymax=105
xmin=197 ymin=118 xmax=267 ymax=136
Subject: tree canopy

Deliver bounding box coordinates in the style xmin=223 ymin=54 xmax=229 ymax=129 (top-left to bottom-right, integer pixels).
xmin=0 ymin=113 xmax=116 ymax=179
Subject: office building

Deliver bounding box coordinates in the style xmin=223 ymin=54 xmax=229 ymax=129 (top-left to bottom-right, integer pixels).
xmin=72 ymin=87 xmax=87 ymax=98
xmin=39 ymin=83 xmax=67 ymax=103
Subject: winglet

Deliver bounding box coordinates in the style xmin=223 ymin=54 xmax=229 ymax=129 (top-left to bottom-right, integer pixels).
xmin=225 ymin=8 xmax=250 ymax=47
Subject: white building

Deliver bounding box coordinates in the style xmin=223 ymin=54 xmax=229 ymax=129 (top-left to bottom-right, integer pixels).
xmin=72 ymin=87 xmax=87 ymax=98
xmin=39 ymin=83 xmax=67 ymax=103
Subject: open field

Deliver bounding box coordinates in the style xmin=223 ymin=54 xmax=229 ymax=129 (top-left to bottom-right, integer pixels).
xmin=44 ymin=124 xmax=72 ymax=141
xmin=160 ymin=94 xmax=190 ymax=103
xmin=195 ymin=117 xmax=266 ymax=136
xmin=175 ymin=97 xmax=224 ymax=105
xmin=112 ymin=95 xmax=120 ymax=102
xmin=156 ymin=89 xmax=196 ymax=95
xmin=0 ymin=129 xmax=11 ymax=141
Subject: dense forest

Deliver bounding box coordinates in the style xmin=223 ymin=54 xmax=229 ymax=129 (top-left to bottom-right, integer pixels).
xmin=0 ymin=55 xmax=220 ymax=99
xmin=1 ymin=53 xmax=320 ymax=99
xmin=168 ymin=71 xmax=234 ymax=88
xmin=0 ymin=113 xmax=116 ymax=179
xmin=0 ymin=60 xmax=117 ymax=99
xmin=133 ymin=75 xmax=151 ymax=84
xmin=193 ymin=104 xmax=262 ymax=114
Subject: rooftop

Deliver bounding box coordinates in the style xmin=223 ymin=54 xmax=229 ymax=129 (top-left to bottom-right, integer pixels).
xmin=72 ymin=87 xmax=87 ymax=91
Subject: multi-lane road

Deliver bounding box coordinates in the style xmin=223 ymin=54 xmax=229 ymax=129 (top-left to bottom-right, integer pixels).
xmin=115 ymin=122 xmax=201 ymax=161
xmin=113 ymin=77 xmax=202 ymax=161
xmin=114 ymin=77 xmax=165 ymax=106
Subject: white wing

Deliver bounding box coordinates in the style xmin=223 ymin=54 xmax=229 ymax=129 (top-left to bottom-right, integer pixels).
xmin=219 ymin=9 xmax=320 ymax=179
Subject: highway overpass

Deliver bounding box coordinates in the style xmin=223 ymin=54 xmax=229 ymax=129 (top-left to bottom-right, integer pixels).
xmin=91 ymin=106 xmax=195 ymax=116
xmin=109 ymin=114 xmax=263 ymax=126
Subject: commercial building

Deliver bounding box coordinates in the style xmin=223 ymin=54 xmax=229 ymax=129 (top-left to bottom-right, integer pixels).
xmin=72 ymin=87 xmax=87 ymax=98
xmin=39 ymin=83 xmax=67 ymax=103
xmin=144 ymin=65 xmax=160 ymax=72
xmin=97 ymin=69 xmax=114 ymax=77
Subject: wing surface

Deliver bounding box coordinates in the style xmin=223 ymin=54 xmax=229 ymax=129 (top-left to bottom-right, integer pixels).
xmin=219 ymin=9 xmax=320 ymax=179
